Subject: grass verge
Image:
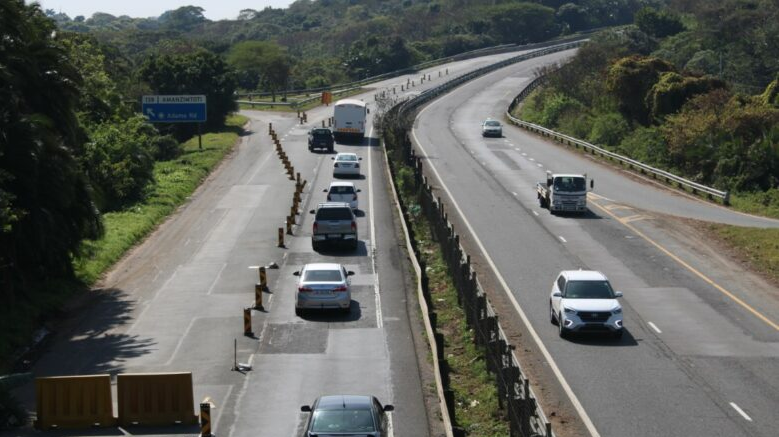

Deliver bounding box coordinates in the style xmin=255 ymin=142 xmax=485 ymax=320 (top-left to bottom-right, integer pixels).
xmin=0 ymin=114 xmax=247 ymax=372
xmin=392 ymin=163 xmax=508 ymax=436
xmin=74 ymin=114 xmax=248 ymax=284
xmin=706 ymin=224 xmax=779 ymax=284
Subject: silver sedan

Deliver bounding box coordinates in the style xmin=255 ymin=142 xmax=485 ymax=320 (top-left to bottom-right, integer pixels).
xmin=294 ymin=263 xmax=354 ymax=315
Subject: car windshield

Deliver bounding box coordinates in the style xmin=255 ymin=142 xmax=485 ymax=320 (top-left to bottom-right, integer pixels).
xmin=304 ymin=269 xmax=343 ymax=282
xmin=337 ymin=155 xmax=358 ymax=162
xmin=311 ymin=409 xmax=376 ymax=433
xmin=330 ymin=185 xmax=355 ymax=194
xmin=564 ymin=280 xmax=614 ymax=299
xmin=553 ymin=177 xmax=586 ymax=192
xmin=485 ymin=120 xmax=500 ymax=127
xmin=316 ymin=208 xmax=352 ymax=220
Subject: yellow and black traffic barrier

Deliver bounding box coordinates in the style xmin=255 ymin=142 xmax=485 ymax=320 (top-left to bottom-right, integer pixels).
xmin=199 ymin=398 xmax=213 ymax=437
xmin=259 ymin=266 xmax=268 ymax=290
xmin=286 ymin=216 xmax=293 ymax=235
xmin=117 ymin=373 xmax=198 ymax=426
xmin=290 ymin=204 xmax=298 ymax=217
xmin=243 ymin=308 xmax=253 ymax=336
xmin=268 ymin=122 xmax=273 ymax=132
xmin=296 ymin=172 xmax=301 ymax=185
xmin=277 ymin=227 xmax=284 ymax=247
xmin=254 ymin=282 xmax=264 ymax=311
xmin=35 ymin=374 xmax=116 ymax=429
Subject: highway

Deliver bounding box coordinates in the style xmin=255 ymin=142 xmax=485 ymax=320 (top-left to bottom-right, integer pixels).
xmin=411 ymin=48 xmax=779 ymax=437
xmin=8 ymin=52 xmax=541 ymax=437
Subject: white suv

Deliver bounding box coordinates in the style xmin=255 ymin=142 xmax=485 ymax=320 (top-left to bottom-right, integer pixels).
xmin=549 ymin=270 xmax=624 ymax=339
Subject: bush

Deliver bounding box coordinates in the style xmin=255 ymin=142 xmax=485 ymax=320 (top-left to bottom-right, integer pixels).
xmin=588 ymin=112 xmax=631 ymax=148
xmin=618 ymin=126 xmax=669 ymax=167
xmin=539 ymin=92 xmax=585 ymax=128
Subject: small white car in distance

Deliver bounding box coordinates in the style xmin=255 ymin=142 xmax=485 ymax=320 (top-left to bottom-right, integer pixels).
xmin=550 ymin=270 xmax=624 ymax=339
xmin=481 ymin=119 xmax=502 ymax=137
xmin=332 ymin=153 xmax=362 ymax=177
xmin=324 ymin=181 xmax=360 ymax=210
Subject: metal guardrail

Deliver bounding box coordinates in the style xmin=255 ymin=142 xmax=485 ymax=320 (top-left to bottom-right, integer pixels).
xmin=505 ymin=77 xmax=731 ymax=204
xmin=382 ymin=40 xmax=595 ymax=437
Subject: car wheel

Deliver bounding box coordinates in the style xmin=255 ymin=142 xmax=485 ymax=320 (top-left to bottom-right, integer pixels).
xmin=558 ymin=313 xmax=567 ymax=338
xmin=295 ymin=307 xmax=303 ymax=317
xmin=550 ymin=302 xmax=558 ymax=325
xmin=312 ymin=240 xmax=320 ymax=251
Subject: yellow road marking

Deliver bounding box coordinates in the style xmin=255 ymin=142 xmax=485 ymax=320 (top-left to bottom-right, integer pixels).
xmin=592 ymin=202 xmax=779 ymax=331
xmin=620 ymin=214 xmax=647 ymax=224
xmin=604 ymin=204 xmax=634 ymax=211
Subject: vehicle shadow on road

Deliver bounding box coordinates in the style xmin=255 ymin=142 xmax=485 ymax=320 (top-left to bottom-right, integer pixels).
xmin=315 ymin=241 xmax=369 ymax=257
xmin=298 ymin=300 xmax=363 ymax=323
xmin=552 ymin=210 xmax=603 ymax=220
xmin=564 ymin=329 xmax=639 ymax=347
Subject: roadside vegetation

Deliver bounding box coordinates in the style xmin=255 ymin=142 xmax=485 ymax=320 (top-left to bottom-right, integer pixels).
xmin=392 ymin=165 xmax=508 ymax=436
xmin=514 ymin=0 xmax=779 ymax=283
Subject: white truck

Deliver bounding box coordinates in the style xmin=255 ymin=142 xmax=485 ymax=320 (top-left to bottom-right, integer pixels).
xmin=536 ymin=171 xmax=592 ymax=214
xmin=333 ymin=98 xmax=368 ymax=142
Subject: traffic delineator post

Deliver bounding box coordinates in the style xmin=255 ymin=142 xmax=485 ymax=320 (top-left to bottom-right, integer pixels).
xmin=199 ymin=398 xmax=212 ymax=437
xmin=286 ymin=217 xmax=293 ymax=235
xmin=259 ymin=266 xmax=267 ymax=289
xmin=277 ymin=227 xmax=284 ymax=247
xmin=243 ymin=308 xmax=253 ymax=336
xmin=253 ymin=282 xmax=264 ymax=311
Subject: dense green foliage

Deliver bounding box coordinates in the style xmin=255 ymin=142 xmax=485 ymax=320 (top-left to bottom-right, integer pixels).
xmin=519 ymin=0 xmax=779 ymax=204
xmin=45 ymin=0 xmax=653 ymax=89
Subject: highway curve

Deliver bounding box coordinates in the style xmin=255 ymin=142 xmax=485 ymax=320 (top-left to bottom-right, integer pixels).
xmin=412 ymin=48 xmax=779 ymax=437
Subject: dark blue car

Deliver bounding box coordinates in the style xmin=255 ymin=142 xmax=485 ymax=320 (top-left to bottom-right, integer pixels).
xmin=300 ymin=395 xmax=394 ymax=436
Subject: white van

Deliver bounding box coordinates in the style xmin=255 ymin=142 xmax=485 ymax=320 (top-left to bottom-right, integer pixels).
xmin=333 ymin=99 xmax=367 ymax=142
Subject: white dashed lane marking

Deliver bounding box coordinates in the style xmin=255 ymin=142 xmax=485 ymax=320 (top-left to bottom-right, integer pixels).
xmin=648 ymin=322 xmax=662 ymax=334
xmin=559 ymin=236 xmax=567 ymax=243
xmin=533 ymin=211 xmax=539 ymax=216
xmin=730 ymin=402 xmax=753 ymax=422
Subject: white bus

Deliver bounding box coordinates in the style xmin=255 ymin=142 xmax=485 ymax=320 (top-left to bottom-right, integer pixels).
xmin=333 ymin=99 xmax=367 ymax=142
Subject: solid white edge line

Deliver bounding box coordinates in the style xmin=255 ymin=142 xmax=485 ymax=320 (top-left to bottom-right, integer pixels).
xmin=559 ymin=236 xmax=567 ymax=243
xmin=647 ymin=321 xmax=662 ymax=334
xmin=413 ymin=106 xmax=601 ymax=437
xmin=533 ymin=211 xmax=540 ymax=216
xmin=729 ymin=402 xmax=753 ymax=422
xmin=368 ymin=127 xmax=383 ymax=329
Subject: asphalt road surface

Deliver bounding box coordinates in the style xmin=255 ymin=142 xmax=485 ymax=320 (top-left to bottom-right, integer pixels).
xmin=6 ymin=51 xmax=543 ymax=437
xmin=412 ymin=48 xmax=779 ymax=437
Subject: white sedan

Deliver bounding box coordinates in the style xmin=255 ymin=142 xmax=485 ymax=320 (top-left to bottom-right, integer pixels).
xmin=550 ymin=270 xmax=624 ymax=339
xmin=332 ymin=153 xmax=362 ymax=177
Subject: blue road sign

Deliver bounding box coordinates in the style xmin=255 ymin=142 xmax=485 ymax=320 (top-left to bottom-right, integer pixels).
xmin=142 ymin=95 xmax=207 ymax=123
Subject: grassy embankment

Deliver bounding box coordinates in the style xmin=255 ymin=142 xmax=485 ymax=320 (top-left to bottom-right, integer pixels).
xmin=513 ymin=101 xmax=779 ymax=283
xmin=238 ymin=87 xmax=367 ymax=112
xmin=392 ymin=163 xmax=508 ymax=436
xmin=0 ymin=114 xmax=248 ymax=372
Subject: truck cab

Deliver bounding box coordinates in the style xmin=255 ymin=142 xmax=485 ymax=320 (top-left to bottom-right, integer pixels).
xmin=537 ymin=171 xmax=592 ymax=214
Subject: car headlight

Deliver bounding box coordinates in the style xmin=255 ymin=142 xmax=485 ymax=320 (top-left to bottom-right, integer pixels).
xmin=612 ymin=307 xmax=622 ymax=314
xmin=563 ymin=307 xmax=577 ymax=315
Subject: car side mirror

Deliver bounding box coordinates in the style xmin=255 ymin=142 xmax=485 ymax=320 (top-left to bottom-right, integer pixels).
xmin=359 ymin=157 xmax=363 ymax=160
xmin=323 ymin=189 xmax=328 ymax=192
xmin=357 ymin=189 xmax=361 ymax=192
xmin=347 ymin=271 xmax=355 ymax=276
xmin=331 ymin=157 xmax=335 ymax=160
xmin=293 ymin=271 xmax=300 ymax=276
xmin=383 ymin=404 xmax=394 ymax=412
xmin=300 ymin=405 xmax=311 ymax=412
xmin=615 ymin=291 xmax=623 ymax=298
xmin=552 ymin=291 xmax=562 ymax=297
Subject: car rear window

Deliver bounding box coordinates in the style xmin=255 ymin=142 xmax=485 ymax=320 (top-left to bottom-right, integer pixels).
xmin=316 ymin=207 xmax=353 ymax=220
xmin=330 ymin=185 xmax=355 ymax=194
xmin=303 ymin=269 xmax=343 ymax=282
xmin=311 ymin=409 xmax=375 ymax=433
xmin=337 ymin=155 xmax=358 ymax=162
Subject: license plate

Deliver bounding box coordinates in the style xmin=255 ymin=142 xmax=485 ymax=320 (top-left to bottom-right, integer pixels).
xmin=315 ymin=290 xmax=331 ymax=295
xmin=327 ymin=234 xmax=341 ymax=238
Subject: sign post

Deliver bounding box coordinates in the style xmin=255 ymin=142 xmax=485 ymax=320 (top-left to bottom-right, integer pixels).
xmin=142 ymin=95 xmax=207 ymax=149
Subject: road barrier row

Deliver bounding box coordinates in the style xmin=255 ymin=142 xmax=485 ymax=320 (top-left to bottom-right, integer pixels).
xmin=35 ymin=373 xmax=197 ymax=430
xmin=505 ymin=76 xmax=731 ymax=204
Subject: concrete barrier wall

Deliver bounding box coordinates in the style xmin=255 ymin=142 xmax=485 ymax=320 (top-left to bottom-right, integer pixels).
xmin=35 ymin=374 xmax=116 ymax=429
xmin=117 ymin=372 xmax=198 ymax=426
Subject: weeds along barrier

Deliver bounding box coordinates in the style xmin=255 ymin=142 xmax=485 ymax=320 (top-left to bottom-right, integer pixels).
xmin=506 ymin=76 xmax=731 ymax=204
xmin=381 ymin=41 xmax=592 ymax=436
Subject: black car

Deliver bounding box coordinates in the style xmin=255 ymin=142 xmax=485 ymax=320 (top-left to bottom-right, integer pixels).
xmin=309 ymin=128 xmax=335 ymax=152
xmin=300 ymin=395 xmax=394 ymax=437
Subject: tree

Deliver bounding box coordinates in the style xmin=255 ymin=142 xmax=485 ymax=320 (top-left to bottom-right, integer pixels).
xmin=158 ymin=6 xmax=207 ymax=31
xmin=646 ymin=72 xmax=727 ymax=121
xmin=607 ymin=56 xmax=675 ymax=125
xmin=140 ymin=49 xmax=237 ymax=138
xmin=1 ymin=0 xmax=103 ymax=293
xmin=227 ymin=41 xmax=291 ymax=99
xmin=634 ymin=7 xmax=685 ymax=38
xmin=556 ymin=3 xmax=589 ymax=33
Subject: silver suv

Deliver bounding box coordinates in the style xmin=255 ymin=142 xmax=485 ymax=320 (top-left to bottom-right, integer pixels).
xmin=310 ymin=202 xmax=358 ymax=250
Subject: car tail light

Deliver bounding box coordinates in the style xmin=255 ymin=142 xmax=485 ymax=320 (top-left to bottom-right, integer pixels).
xmin=333 ymin=285 xmax=347 ymax=292
xmin=298 ymin=286 xmax=313 ymax=292
xmin=351 ymin=221 xmax=356 ymax=232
